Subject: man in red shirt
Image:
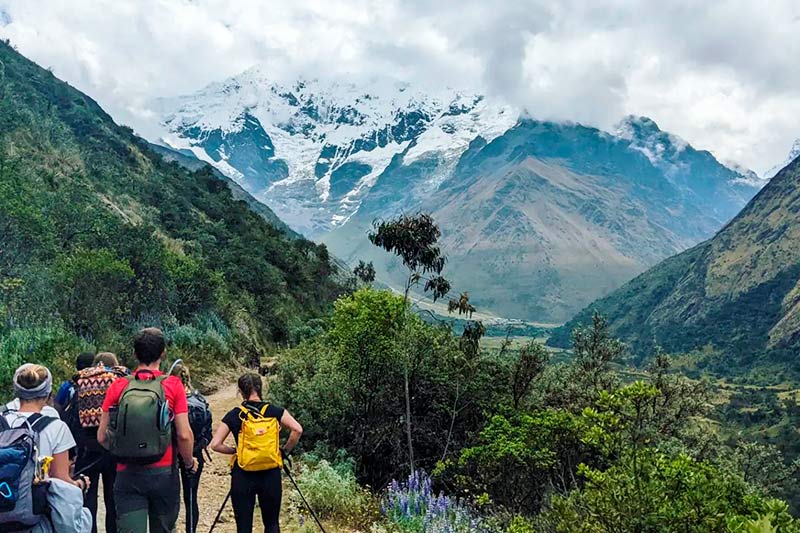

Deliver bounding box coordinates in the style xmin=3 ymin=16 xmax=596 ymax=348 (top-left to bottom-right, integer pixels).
xmin=98 ymin=328 xmax=198 ymax=533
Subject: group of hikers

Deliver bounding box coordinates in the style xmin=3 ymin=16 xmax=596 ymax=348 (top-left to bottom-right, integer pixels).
xmin=0 ymin=327 xmax=303 ymax=533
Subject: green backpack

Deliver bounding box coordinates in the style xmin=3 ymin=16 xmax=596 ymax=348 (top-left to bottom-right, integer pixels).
xmin=108 ymin=371 xmax=172 ymax=465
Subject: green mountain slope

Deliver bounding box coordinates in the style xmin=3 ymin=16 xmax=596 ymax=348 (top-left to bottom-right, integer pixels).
xmin=0 ymin=41 xmax=342 ymax=371
xmin=549 ymin=156 xmax=800 ymax=368
xmin=145 ymin=141 xmax=300 ymax=238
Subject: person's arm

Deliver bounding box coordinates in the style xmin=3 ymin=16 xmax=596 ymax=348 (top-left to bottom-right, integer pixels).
xmin=97 ymin=411 xmax=110 ymax=449
xmin=210 ymin=422 xmax=235 ymax=455
xmin=174 ymin=412 xmax=196 ymax=471
xmin=50 ymin=450 xmax=88 ymax=490
xmin=280 ymin=410 xmax=303 ymax=455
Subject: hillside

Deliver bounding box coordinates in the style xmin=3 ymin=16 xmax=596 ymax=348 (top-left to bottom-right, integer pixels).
xmin=153 ymin=71 xmax=764 ymax=322
xmin=0 ymin=41 xmax=343 ymax=384
xmin=323 ymin=118 xmax=763 ymax=321
xmin=146 ymin=141 xmax=299 ymax=237
xmin=550 ymin=156 xmax=800 ymax=368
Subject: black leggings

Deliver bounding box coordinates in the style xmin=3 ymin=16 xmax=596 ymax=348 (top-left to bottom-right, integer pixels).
xmin=179 ymin=457 xmax=205 ymax=533
xmin=230 ymin=467 xmax=281 ymax=533
xmin=76 ymin=449 xmax=117 ymax=533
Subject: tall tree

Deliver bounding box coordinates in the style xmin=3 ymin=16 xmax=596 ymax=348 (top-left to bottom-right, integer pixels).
xmin=369 ymin=213 xmax=451 ymax=472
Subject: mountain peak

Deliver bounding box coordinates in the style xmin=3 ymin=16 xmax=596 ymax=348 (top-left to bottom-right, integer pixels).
xmin=788 ymin=138 xmax=800 ymax=162
xmin=614 ymin=115 xmax=689 ymax=167
xmin=615 ymin=115 xmax=663 ymax=139
xmin=765 ymin=137 xmax=800 ymax=179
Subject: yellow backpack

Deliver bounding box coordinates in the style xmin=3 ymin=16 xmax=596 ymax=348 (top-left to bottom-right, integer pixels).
xmin=236 ymin=404 xmax=282 ymax=471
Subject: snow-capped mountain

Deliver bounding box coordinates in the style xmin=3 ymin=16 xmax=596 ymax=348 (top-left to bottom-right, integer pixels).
xmin=766 ymin=138 xmax=800 ymax=179
xmin=154 ymin=67 xmax=516 ymax=236
xmin=152 ymin=70 xmax=763 ymax=322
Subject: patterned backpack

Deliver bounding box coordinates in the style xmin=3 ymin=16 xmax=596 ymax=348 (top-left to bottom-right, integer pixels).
xmin=65 ymin=364 xmax=127 ymax=448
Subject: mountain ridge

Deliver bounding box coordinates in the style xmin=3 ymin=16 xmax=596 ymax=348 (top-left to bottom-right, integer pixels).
xmin=152 ymin=69 xmax=765 ymax=322
xmin=549 ymin=155 xmax=800 ymax=368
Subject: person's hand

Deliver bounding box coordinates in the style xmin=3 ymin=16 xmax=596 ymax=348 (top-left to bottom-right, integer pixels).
xmin=281 ymin=448 xmax=293 ymax=469
xmin=187 ymin=457 xmax=199 ymax=474
xmin=75 ymin=475 xmax=91 ymax=493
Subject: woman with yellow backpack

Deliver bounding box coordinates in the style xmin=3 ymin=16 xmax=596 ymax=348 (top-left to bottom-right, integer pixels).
xmin=209 ymin=373 xmax=303 ymax=533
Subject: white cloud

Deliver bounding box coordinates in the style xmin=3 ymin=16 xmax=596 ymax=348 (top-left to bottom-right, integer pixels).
xmin=0 ymin=0 xmax=798 ymax=174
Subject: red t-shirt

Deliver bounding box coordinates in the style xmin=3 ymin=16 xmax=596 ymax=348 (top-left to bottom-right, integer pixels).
xmin=102 ymin=369 xmax=188 ymax=470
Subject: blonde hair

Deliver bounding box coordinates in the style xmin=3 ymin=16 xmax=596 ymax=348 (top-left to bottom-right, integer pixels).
xmin=17 ymin=365 xmax=49 ymax=389
xmin=14 ymin=364 xmax=53 ymax=402
xmin=170 ymin=362 xmax=193 ymax=393
xmin=94 ymin=352 xmax=120 ymax=367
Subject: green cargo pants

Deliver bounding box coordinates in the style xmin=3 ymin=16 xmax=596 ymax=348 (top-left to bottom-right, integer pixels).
xmin=114 ymin=466 xmax=180 ymax=533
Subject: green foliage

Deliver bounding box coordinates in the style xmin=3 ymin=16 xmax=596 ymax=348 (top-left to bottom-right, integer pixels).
xmin=0 ymin=326 xmax=89 ymax=391
xmin=54 ymin=247 xmax=135 ymax=335
xmin=457 ymin=410 xmax=591 ymax=513
xmin=289 ymin=452 xmax=376 ymax=529
xmin=272 ymin=288 xmax=507 ymax=487
xmin=543 ymin=451 xmax=772 ymax=532
xmin=0 ymin=40 xmax=344 ymax=387
xmin=505 ymin=516 xmax=536 ymax=533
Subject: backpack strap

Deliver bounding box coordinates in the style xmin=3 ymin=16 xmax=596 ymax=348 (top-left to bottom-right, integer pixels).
xmin=29 ymin=414 xmax=57 ymax=434
xmin=238 ymin=403 xmax=270 ymax=420
xmin=0 ymin=407 xmax=10 ymax=431
xmin=133 ymin=369 xmax=156 ymax=380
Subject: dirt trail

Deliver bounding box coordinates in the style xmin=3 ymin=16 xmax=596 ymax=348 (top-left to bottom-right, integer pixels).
xmin=181 ymin=383 xmax=241 ymax=533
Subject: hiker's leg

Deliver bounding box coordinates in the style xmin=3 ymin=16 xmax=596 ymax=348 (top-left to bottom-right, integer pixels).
xmin=256 ymin=468 xmax=282 ymax=533
xmin=102 ymin=456 xmax=118 ymax=533
xmin=231 ymin=468 xmax=257 ymax=533
xmin=114 ymin=470 xmax=149 ymax=533
xmin=147 ymin=468 xmax=181 ymax=533
xmin=77 ymin=452 xmax=101 ymax=533
xmin=180 ymin=466 xmax=191 ymax=533
xmin=190 ymin=459 xmax=204 ymax=532
xmin=179 ymin=459 xmax=203 ymax=533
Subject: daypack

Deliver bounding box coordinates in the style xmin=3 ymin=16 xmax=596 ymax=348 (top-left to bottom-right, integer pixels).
xmin=0 ymin=409 xmax=56 ymax=531
xmin=65 ymin=364 xmax=128 ymax=450
xmin=107 ymin=371 xmax=172 ymax=465
xmin=45 ymin=478 xmax=92 ymax=533
xmin=236 ymin=404 xmax=282 ymax=472
xmin=187 ymin=391 xmax=212 ymax=456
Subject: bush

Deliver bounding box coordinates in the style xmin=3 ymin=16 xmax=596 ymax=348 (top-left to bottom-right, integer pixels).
xmin=0 ymin=325 xmax=88 ymax=394
xmin=272 ymin=288 xmax=508 ymax=487
xmin=540 ymin=451 xmax=796 ymax=532
xmin=289 ymin=452 xmax=377 ymax=529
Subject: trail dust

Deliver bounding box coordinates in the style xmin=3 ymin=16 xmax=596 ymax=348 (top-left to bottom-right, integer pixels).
xmin=97 ymin=383 xmax=347 ymax=532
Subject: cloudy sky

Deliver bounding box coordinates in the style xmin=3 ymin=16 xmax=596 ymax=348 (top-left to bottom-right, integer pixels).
xmin=0 ymin=0 xmax=798 ymax=174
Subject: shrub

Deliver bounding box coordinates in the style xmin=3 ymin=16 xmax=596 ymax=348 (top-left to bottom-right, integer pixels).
xmin=539 ymin=451 xmax=797 ymax=532
xmin=289 ymin=453 xmax=377 ymax=529
xmin=272 ymin=288 xmax=509 ymax=487
xmin=0 ymin=325 xmax=88 ymax=394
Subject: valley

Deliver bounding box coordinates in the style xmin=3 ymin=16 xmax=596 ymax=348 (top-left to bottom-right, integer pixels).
xmin=2 ymin=11 xmax=800 ymax=531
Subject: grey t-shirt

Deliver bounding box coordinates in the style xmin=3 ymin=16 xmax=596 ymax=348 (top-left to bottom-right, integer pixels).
xmin=2 ymin=410 xmax=76 ymax=457
xmin=5 ymin=399 xmax=60 ymax=419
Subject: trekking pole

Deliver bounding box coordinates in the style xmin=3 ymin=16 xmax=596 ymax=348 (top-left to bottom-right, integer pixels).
xmin=283 ymin=464 xmax=328 ymax=533
xmin=186 ymin=469 xmax=194 ymax=533
xmin=208 ymin=490 xmax=230 ymax=533
xmin=72 ymin=456 xmax=103 ymax=478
